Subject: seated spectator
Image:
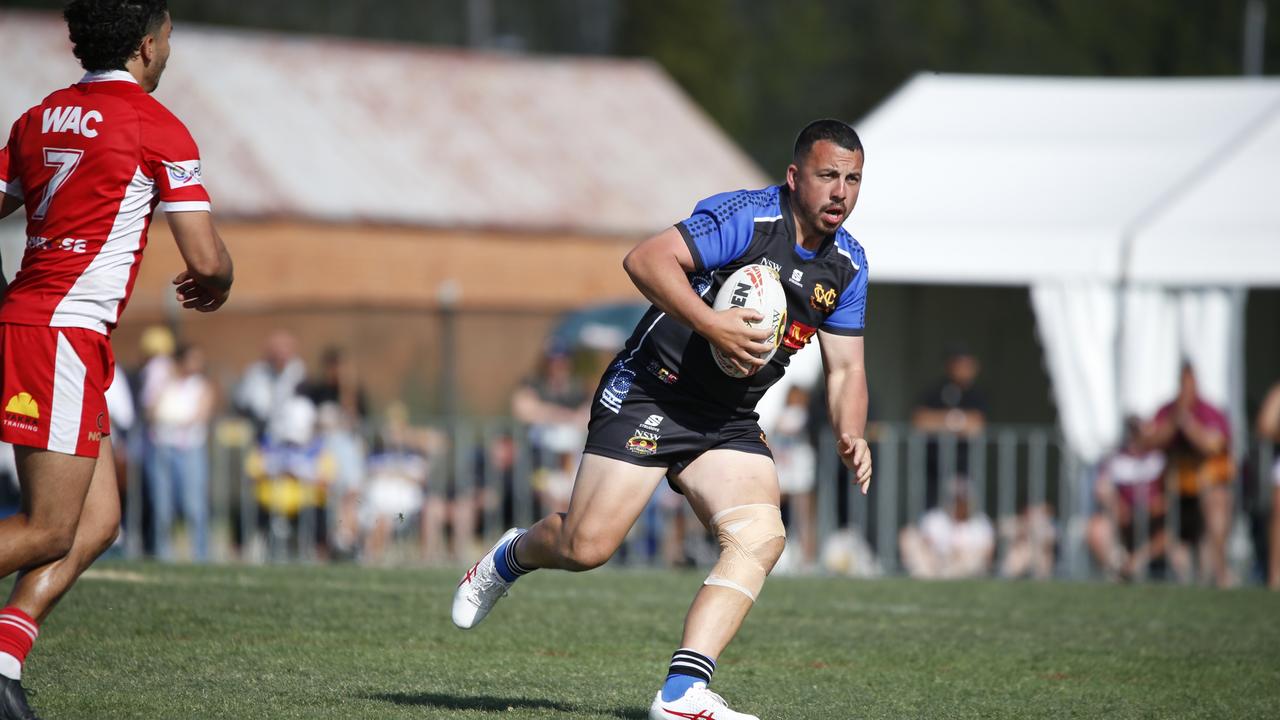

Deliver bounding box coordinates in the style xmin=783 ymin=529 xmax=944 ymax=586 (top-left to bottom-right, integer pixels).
xmin=900 ymin=479 xmax=994 ymax=579
xmin=361 ymin=403 xmax=433 ymax=565
xmin=1257 ymin=381 xmax=1280 ymax=591
xmin=246 ymin=397 xmax=333 ymax=560
xmin=774 ymin=386 xmax=818 ymax=568
xmin=912 ymin=345 xmax=987 ymax=508
xmin=1087 ymin=417 xmax=1167 ymax=580
xmin=316 ymin=403 xmax=366 ymax=559
xmin=1146 ymin=362 xmax=1234 ymax=587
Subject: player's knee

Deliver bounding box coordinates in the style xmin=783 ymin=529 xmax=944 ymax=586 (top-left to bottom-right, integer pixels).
xmin=557 ymin=533 xmax=614 ymax=572
xmin=90 ymin=522 xmax=119 ymax=558
xmin=32 ymin=523 xmax=78 ymax=564
xmin=705 ymin=504 xmax=786 ymax=601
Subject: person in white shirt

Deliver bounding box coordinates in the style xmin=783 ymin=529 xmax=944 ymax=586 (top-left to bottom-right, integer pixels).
xmin=147 ymin=345 xmax=215 ymax=562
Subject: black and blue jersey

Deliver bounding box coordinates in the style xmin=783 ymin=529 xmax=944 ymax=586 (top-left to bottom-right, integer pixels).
xmin=599 ymin=184 xmax=869 ymax=418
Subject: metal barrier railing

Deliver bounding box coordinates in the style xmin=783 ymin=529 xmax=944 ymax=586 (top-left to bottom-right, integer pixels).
xmin=117 ymin=419 xmax=1276 ymax=584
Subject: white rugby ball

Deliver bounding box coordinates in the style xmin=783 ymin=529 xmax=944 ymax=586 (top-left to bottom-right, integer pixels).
xmin=709 ymin=263 xmax=788 ymax=378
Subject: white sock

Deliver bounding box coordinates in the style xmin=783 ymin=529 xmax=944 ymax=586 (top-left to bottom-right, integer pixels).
xmin=0 ymin=652 xmax=21 ymax=680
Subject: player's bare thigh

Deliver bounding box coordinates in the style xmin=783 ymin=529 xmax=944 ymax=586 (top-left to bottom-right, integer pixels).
xmin=14 ymin=446 xmax=98 ymax=537
xmin=670 ymin=449 xmax=781 ymax=528
xmin=555 ymin=452 xmax=668 ymax=568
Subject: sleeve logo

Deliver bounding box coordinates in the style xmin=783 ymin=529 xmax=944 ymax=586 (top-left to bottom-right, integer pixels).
xmin=163 ymin=160 xmax=203 ymax=188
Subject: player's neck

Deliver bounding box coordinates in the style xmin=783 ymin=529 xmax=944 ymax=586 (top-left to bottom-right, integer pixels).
xmin=791 ymin=212 xmax=828 ymax=252
xmin=121 ymin=60 xmax=155 ymax=93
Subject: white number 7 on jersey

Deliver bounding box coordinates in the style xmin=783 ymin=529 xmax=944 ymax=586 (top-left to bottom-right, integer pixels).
xmin=32 ymin=148 xmax=84 ymax=221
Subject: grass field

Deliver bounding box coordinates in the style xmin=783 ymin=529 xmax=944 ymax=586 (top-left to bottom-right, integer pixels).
xmin=11 ymin=561 xmax=1279 ymax=719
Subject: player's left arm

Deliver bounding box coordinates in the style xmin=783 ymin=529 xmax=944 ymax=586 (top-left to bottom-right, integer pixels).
xmin=819 ymin=331 xmax=871 ymax=494
xmin=0 ymin=139 xmax=22 ymax=220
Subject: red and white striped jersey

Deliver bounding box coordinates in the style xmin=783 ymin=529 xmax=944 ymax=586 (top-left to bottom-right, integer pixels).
xmin=0 ymin=70 xmax=211 ymax=335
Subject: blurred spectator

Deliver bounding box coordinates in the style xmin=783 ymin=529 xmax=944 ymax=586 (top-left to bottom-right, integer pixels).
xmin=512 ymin=344 xmax=589 ymax=462
xmin=1087 ymin=416 xmax=1168 ymax=580
xmin=303 ymin=347 xmax=368 ymax=425
xmin=899 ymin=479 xmax=994 ymax=579
xmin=998 ymin=504 xmax=1057 ymax=580
xmin=1146 ymin=362 xmax=1234 ymax=587
xmin=912 ymin=344 xmax=987 ymax=507
xmin=246 ymin=397 xmax=333 ymax=560
xmin=234 ymin=330 xmax=307 ymax=441
xmin=1257 ymin=381 xmax=1280 ymax=591
xmin=774 ymin=386 xmax=818 ymax=568
xmin=130 ymin=325 xmax=178 ymax=554
xmin=361 ymin=403 xmax=433 ymax=565
xmin=105 ymin=365 xmax=135 ymax=506
xmin=137 ymin=325 xmax=176 ymax=413
xmin=0 ymin=442 xmax=18 ymax=519
xmin=316 ymin=402 xmax=366 ymax=559
xmin=147 ymin=345 xmax=215 ymax=562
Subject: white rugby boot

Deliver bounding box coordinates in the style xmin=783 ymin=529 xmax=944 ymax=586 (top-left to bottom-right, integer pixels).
xmin=649 ymin=682 xmax=760 ymax=720
xmin=452 ymin=527 xmax=524 ymax=629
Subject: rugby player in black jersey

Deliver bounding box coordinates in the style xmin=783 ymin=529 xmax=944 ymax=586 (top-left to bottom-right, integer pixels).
xmin=453 ymin=120 xmax=872 ymax=720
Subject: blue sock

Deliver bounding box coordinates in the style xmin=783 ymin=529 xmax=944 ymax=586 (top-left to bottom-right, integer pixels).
xmin=661 ymin=648 xmax=715 ymax=702
xmin=494 ymin=531 xmax=531 ymax=583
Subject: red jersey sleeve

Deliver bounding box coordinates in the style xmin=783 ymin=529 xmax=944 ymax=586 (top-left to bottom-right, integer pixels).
xmin=0 ymin=119 xmax=23 ymax=201
xmin=141 ymin=109 xmax=210 ymax=213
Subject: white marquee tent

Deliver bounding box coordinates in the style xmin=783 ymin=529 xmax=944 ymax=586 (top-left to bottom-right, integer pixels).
xmin=766 ymin=73 xmax=1280 ymax=463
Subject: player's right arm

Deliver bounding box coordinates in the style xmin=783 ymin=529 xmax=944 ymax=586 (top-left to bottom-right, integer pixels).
xmin=168 ymin=211 xmax=233 ymax=312
xmin=623 ymin=226 xmax=773 ymax=373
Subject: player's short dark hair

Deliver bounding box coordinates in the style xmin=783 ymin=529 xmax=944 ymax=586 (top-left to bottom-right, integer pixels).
xmin=64 ymin=0 xmax=169 ymax=72
xmin=793 ymin=119 xmax=863 ymax=164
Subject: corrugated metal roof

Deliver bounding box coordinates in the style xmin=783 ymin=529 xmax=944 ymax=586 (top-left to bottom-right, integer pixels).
xmin=0 ymin=11 xmax=767 ymax=236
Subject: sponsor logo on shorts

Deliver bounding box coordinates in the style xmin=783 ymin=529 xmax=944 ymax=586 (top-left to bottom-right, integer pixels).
xmin=600 ymin=359 xmax=636 ymax=414
xmin=645 ymin=360 xmax=679 ymax=385
xmin=3 ymin=392 xmax=40 ymax=433
xmin=810 ymin=283 xmax=838 ymax=312
xmin=87 ymin=431 xmax=102 ymax=443
xmin=782 ymin=320 xmax=818 ymax=352
xmin=626 ymin=432 xmax=659 ymax=457
xmin=642 ymin=414 xmax=664 ymax=430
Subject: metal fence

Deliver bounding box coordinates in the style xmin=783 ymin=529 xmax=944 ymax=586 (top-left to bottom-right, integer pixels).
xmin=118 ymin=419 xmax=1276 ymax=584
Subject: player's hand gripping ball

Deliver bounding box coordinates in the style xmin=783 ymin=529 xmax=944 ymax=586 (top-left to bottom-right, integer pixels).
xmin=710 ymin=264 xmax=788 ymax=378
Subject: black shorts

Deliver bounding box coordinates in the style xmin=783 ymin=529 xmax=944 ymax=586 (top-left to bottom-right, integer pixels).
xmin=583 ymin=355 xmax=773 ymax=481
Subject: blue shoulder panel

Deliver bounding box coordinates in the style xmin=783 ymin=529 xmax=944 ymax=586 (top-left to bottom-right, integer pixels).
xmin=676 ymin=186 xmax=780 ymax=270
xmin=822 ymin=229 xmax=869 ymax=335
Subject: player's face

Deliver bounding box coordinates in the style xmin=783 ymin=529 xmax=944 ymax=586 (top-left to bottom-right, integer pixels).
xmin=141 ymin=14 xmax=173 ymax=92
xmin=787 ymin=140 xmax=863 ymax=237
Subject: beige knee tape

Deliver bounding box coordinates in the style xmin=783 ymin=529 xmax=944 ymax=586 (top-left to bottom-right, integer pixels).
xmin=704 ymin=503 xmax=786 ymax=601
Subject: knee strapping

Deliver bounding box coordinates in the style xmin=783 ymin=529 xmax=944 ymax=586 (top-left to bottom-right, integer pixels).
xmin=704 ymin=503 xmax=785 ymax=601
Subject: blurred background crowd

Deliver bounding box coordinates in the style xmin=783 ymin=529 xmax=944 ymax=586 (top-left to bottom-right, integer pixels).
xmin=0 ymin=321 xmax=1272 ymax=589
xmin=0 ymin=1 xmax=1277 ymax=587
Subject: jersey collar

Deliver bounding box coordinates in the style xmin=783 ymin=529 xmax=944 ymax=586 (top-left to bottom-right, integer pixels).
xmin=79 ymin=70 xmax=140 ymax=85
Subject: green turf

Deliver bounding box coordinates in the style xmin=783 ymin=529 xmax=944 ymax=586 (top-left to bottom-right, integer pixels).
xmin=11 ymin=561 xmax=1279 ymax=719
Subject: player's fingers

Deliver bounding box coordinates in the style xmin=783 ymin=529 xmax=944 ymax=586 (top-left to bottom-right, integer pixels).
xmin=838 ymin=433 xmax=853 ymax=454
xmin=860 ymin=477 xmax=871 ymax=495
xmin=172 ymin=270 xmax=192 ymax=285
xmin=745 ymin=340 xmax=774 ymax=355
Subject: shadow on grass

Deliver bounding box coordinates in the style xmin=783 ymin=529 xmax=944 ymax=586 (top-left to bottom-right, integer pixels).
xmin=366 ymin=692 xmax=647 ymax=719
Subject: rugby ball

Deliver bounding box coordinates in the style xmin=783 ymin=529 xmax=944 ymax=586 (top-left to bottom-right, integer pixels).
xmin=709 ymin=264 xmax=788 ymax=378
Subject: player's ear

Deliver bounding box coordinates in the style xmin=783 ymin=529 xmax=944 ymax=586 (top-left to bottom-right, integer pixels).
xmin=138 ymin=34 xmax=155 ymax=65
xmin=785 ymin=163 xmax=799 ymax=191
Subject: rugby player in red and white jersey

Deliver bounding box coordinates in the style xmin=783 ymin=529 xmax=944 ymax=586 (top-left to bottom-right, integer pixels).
xmin=0 ymin=2 xmax=232 ymax=716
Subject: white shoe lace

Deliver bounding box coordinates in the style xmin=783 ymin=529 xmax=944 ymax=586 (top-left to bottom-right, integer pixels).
xmin=465 ymin=561 xmax=511 ymax=607
xmin=687 ymin=686 xmax=730 ymax=710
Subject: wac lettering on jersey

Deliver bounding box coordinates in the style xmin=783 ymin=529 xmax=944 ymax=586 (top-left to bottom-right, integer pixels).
xmin=810 ymin=283 xmax=837 ymax=312
xmin=41 ymin=106 xmax=102 ymax=138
